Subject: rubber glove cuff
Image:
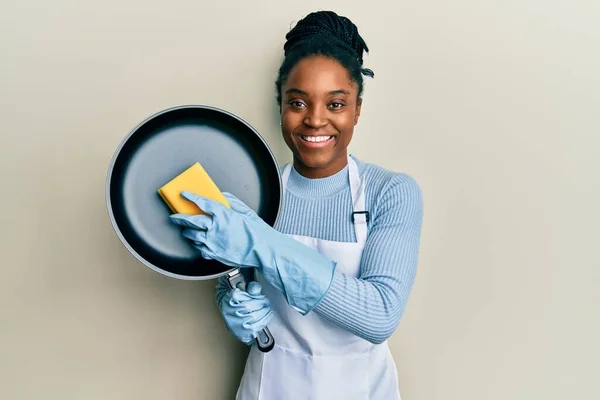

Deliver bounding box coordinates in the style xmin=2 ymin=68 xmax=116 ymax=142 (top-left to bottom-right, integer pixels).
xmin=256 ymin=233 xmax=337 ymax=315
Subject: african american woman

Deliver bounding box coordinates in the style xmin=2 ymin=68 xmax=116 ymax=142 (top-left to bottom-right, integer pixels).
xmin=169 ymin=10 xmax=424 ymax=400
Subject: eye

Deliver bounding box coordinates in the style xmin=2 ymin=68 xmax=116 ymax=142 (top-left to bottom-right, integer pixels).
xmin=328 ymin=102 xmax=345 ymax=109
xmin=288 ymin=100 xmax=307 ymax=108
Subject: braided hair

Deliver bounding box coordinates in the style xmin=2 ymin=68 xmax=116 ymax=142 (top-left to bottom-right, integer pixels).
xmin=275 ymin=11 xmax=374 ymax=105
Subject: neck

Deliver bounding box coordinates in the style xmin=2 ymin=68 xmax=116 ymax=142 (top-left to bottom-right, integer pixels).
xmin=293 ymin=153 xmax=348 ymax=179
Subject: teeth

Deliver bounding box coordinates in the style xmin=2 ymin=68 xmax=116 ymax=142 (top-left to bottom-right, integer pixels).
xmin=301 ymin=135 xmax=332 ymax=143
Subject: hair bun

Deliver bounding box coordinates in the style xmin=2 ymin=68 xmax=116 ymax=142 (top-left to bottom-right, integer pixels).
xmin=284 ymin=11 xmax=370 ymax=68
xmin=275 ymin=10 xmax=374 ymax=105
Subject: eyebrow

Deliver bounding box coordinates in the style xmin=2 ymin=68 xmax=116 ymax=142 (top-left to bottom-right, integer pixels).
xmin=285 ymin=88 xmax=308 ymax=96
xmin=284 ymin=88 xmax=350 ymax=96
xmin=328 ymin=89 xmax=350 ymax=96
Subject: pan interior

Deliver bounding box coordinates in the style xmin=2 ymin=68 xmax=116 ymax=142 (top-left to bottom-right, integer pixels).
xmin=108 ymin=106 xmax=281 ymax=278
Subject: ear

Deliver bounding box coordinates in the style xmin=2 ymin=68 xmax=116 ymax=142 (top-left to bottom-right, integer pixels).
xmin=278 ymin=103 xmax=283 ymax=126
xmin=354 ymin=97 xmax=363 ymax=126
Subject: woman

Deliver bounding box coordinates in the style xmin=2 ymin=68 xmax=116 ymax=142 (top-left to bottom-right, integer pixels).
xmin=170 ymin=10 xmax=423 ymax=400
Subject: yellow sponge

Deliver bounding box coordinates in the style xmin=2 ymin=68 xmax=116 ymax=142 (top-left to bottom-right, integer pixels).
xmin=157 ymin=162 xmax=230 ymax=215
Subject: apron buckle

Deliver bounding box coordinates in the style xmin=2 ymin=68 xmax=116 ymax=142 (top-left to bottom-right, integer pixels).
xmin=351 ymin=211 xmax=370 ymax=223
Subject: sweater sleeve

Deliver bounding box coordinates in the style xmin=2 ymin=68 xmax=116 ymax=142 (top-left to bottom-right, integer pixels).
xmin=313 ymin=173 xmax=423 ymax=344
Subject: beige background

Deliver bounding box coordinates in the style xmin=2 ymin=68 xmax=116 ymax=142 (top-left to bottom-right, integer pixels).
xmin=1 ymin=0 xmax=598 ymax=399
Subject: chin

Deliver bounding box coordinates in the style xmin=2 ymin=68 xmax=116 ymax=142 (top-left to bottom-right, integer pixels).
xmin=295 ymin=152 xmax=338 ymax=169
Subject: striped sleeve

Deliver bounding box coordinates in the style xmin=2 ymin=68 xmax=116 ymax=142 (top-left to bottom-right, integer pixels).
xmin=313 ymin=173 xmax=423 ymax=344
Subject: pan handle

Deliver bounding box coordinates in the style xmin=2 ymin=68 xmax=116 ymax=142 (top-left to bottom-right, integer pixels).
xmin=226 ymin=269 xmax=275 ymax=353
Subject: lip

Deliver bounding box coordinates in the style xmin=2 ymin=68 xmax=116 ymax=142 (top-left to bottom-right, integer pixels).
xmin=296 ymin=134 xmax=336 ymax=149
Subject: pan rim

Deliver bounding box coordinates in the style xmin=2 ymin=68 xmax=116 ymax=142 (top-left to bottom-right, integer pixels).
xmin=105 ymin=104 xmax=283 ymax=280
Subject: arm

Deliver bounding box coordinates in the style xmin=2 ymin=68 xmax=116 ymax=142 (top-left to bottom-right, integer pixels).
xmin=173 ymin=187 xmax=416 ymax=323
xmin=313 ymin=174 xmax=423 ymax=344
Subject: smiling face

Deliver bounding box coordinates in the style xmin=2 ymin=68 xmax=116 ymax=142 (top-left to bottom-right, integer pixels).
xmin=280 ymin=55 xmax=362 ymax=179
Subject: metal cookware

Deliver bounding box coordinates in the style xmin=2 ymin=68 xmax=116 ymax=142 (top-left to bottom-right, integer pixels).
xmin=105 ymin=105 xmax=281 ymax=352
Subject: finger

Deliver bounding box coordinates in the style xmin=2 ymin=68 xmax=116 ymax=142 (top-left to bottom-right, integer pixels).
xmin=246 ymin=281 xmax=263 ymax=296
xmin=241 ymin=334 xmax=256 ymax=345
xmin=185 ymin=239 xmax=214 ymax=261
xmin=242 ymin=309 xmax=274 ymax=330
xmin=240 ymin=310 xmax=274 ymax=344
xmin=231 ymin=288 xmax=266 ymax=303
xmin=181 ymin=228 xmax=207 ymax=243
xmin=180 ymin=191 xmax=226 ymax=217
xmin=197 ymin=243 xmax=215 ymax=260
xmin=228 ymin=288 xmax=246 ymax=305
xmin=169 ymin=213 xmax=213 ymax=230
xmin=239 ymin=303 xmax=271 ymax=322
xmin=222 ymin=192 xmax=254 ymax=215
xmin=235 ymin=301 xmax=270 ymax=318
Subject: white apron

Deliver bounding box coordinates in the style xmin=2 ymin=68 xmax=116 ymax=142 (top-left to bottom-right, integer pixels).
xmin=236 ymin=156 xmax=401 ymax=400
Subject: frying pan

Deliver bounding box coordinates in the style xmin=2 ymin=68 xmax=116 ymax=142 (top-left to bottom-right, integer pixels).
xmin=105 ymin=105 xmax=281 ymax=352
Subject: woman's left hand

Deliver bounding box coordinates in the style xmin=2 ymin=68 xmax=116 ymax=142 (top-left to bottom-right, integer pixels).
xmin=169 ymin=191 xmax=274 ymax=269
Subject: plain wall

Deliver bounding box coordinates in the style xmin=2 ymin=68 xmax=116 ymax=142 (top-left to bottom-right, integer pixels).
xmin=1 ymin=1 xmax=598 ymax=399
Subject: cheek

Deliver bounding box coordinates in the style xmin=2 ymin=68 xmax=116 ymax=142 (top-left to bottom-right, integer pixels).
xmin=281 ymin=111 xmax=300 ymax=133
xmin=335 ymin=112 xmax=357 ymax=133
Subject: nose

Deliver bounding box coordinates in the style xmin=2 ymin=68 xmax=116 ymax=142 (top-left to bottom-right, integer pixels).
xmin=303 ymin=106 xmax=328 ymax=128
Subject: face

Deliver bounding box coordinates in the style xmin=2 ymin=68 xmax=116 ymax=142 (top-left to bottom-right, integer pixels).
xmin=280 ymin=55 xmax=362 ymax=179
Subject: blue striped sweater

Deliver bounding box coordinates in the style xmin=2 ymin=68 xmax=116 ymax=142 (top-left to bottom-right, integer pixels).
xmin=216 ymin=155 xmax=423 ymax=344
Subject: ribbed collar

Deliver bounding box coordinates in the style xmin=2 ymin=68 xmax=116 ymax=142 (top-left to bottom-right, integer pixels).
xmin=286 ymin=163 xmax=350 ymax=198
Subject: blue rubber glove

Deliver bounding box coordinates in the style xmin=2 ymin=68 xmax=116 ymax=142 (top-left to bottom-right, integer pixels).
xmin=219 ymin=281 xmax=273 ymax=344
xmin=169 ymin=191 xmax=336 ymax=315
xmin=219 ymin=281 xmax=273 ymax=345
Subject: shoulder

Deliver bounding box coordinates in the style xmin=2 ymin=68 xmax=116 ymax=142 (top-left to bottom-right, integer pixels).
xmin=353 ymin=155 xmax=421 ymax=198
xmin=353 ymin=155 xmax=423 ymax=220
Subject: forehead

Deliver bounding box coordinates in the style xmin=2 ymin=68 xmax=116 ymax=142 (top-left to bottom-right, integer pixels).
xmin=284 ymin=55 xmax=357 ymax=94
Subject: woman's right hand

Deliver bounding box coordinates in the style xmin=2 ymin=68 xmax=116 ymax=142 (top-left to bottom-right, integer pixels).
xmin=219 ymin=281 xmax=273 ymax=345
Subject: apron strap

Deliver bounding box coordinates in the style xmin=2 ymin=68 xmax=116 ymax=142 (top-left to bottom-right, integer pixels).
xmin=281 ymin=162 xmax=293 ymax=189
xmin=347 ymin=156 xmax=368 ymax=244
xmin=280 ymin=156 xmax=368 ymax=244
